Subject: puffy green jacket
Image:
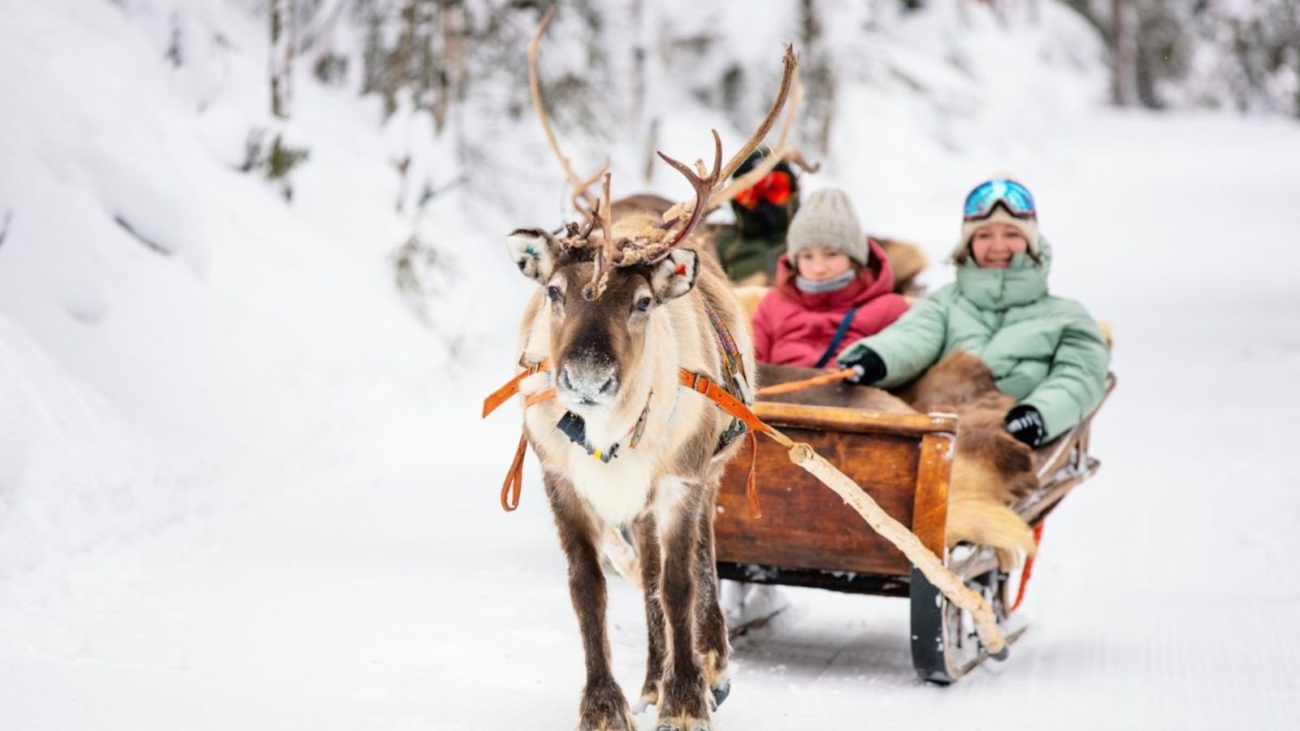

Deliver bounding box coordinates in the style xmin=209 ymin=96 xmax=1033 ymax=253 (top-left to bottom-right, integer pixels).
xmin=837 ymin=238 xmax=1110 ymax=442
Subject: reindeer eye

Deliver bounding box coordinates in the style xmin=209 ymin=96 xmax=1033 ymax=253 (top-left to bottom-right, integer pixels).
xmin=635 ymin=296 xmax=653 ymax=313
xmin=547 ymin=285 xmax=562 ymax=303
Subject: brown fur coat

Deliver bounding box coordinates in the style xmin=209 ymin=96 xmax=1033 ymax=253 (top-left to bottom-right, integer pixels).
xmin=758 ymin=351 xmax=1038 ymax=565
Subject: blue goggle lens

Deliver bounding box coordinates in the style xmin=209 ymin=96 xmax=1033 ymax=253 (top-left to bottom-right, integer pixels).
xmin=964 ymin=179 xmax=1036 ymax=219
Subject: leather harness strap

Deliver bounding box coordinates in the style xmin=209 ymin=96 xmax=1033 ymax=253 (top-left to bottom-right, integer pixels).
xmin=501 ymin=431 xmax=529 ymax=512
xmin=677 ymin=368 xmax=766 ymax=518
xmin=482 ymin=359 xmax=772 ymax=516
xmin=524 ymin=388 xmax=557 ymax=408
xmin=482 ymin=359 xmax=550 ymax=418
xmin=676 ymin=368 xmax=770 ymax=436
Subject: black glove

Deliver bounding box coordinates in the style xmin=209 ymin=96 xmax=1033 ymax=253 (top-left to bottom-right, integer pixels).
xmin=1004 ymin=404 xmax=1045 ymax=448
xmin=839 ymin=348 xmax=886 ymax=385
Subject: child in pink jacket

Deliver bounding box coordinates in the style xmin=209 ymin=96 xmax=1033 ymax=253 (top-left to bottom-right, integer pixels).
xmin=752 ymin=188 xmax=909 ymax=367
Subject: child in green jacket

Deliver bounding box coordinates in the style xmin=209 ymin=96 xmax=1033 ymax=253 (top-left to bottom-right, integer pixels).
xmin=837 ymin=177 xmax=1110 ymax=447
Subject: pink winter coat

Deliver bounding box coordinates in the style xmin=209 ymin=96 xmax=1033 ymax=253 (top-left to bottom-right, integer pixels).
xmin=752 ymin=238 xmax=910 ymax=368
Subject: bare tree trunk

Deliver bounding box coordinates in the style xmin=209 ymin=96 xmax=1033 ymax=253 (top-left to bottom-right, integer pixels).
xmin=412 ymin=0 xmax=436 ymax=113
xmin=630 ymin=0 xmax=646 ymax=127
xmin=801 ymin=0 xmax=836 ymax=155
xmin=1111 ymin=0 xmax=1127 ymax=106
xmin=433 ymin=0 xmax=466 ymax=134
xmin=270 ymin=0 xmax=295 ymax=119
xmin=360 ymin=0 xmax=385 ymax=95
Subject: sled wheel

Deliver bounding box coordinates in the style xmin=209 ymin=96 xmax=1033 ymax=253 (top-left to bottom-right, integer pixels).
xmin=910 ymin=545 xmax=1015 ymax=684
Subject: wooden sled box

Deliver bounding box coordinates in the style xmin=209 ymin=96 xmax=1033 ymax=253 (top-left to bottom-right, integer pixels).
xmin=714 ymin=376 xmax=1114 ymax=683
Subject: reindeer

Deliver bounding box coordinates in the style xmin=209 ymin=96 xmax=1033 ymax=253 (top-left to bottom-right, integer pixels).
xmin=498 ymin=13 xmax=799 ymax=731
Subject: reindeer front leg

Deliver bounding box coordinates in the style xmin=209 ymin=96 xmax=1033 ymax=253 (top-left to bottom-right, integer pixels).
xmin=655 ymin=488 xmax=713 ymax=731
xmin=630 ymin=514 xmax=667 ymax=713
xmin=544 ymin=475 xmax=636 ymax=731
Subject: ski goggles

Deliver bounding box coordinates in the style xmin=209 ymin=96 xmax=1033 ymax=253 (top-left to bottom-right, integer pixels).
xmin=734 ymin=170 xmax=794 ymax=209
xmin=963 ymin=179 xmax=1036 ymax=220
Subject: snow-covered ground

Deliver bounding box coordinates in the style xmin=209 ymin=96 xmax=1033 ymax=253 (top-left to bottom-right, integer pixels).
xmin=2 ymin=2 xmax=1299 ymax=729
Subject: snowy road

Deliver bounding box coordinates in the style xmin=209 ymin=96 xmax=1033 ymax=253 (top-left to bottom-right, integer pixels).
xmin=4 ymin=112 xmax=1300 ymax=730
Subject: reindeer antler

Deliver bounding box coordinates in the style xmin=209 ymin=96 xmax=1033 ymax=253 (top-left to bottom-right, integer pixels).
xmin=706 ymin=70 xmax=820 ymax=211
xmin=529 ymin=37 xmax=810 ymax=297
xmin=658 ymin=46 xmax=804 ymax=234
xmin=529 ymin=6 xmax=602 ymax=219
xmin=609 ymin=131 xmax=723 ymax=269
xmin=583 ymin=173 xmax=619 ymax=300
xmin=715 ymin=46 xmax=798 ymax=184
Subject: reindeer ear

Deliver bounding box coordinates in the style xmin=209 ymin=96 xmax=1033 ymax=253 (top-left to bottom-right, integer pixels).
xmin=506 ymin=228 xmax=561 ymax=284
xmin=650 ymin=249 xmax=699 ymax=303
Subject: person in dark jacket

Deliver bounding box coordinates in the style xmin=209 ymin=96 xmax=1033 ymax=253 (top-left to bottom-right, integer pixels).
xmin=713 ymin=147 xmax=800 ymax=285
xmin=752 ymin=188 xmax=909 ymax=367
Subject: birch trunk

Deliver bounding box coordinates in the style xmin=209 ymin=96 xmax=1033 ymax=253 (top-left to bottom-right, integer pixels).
xmin=270 ymin=0 xmax=295 ymax=119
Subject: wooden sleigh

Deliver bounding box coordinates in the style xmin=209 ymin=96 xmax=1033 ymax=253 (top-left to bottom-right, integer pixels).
xmin=713 ymin=375 xmax=1116 ymax=683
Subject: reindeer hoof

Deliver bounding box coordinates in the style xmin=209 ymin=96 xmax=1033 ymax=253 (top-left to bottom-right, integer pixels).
xmin=655 ymin=718 xmax=711 ymax=731
xmin=709 ymin=675 xmax=731 ymax=711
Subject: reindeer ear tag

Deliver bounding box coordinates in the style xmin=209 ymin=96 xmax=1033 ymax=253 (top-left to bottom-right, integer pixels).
xmin=506 ymin=228 xmax=559 ymax=284
xmin=651 ymin=249 xmax=700 ymax=303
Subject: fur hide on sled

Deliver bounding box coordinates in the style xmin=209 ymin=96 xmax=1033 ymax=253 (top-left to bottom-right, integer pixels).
xmin=758 ymin=351 xmax=1038 ymax=567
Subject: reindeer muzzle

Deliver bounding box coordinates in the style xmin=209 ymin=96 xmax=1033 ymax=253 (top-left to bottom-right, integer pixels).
xmin=558 ymin=360 xmax=619 ymax=408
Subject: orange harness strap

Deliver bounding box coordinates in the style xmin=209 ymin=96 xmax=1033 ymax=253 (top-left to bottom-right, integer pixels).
xmin=524 ymin=388 xmax=557 ymax=408
xmin=754 ymin=368 xmax=857 ymax=397
xmin=1010 ymin=522 xmax=1046 ymax=613
xmin=677 ymin=368 xmax=771 ymax=435
xmin=483 ymin=363 xmax=772 ymax=517
xmin=678 ymin=368 xmax=768 ymax=518
xmin=744 ymin=432 xmax=761 ymax=518
xmin=483 ymin=360 xmax=552 ymax=512
xmin=500 ymin=432 xmax=529 ymax=512
xmin=482 ymin=360 xmax=550 ymax=418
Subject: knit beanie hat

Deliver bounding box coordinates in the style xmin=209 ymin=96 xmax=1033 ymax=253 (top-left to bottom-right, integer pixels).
xmin=785 ymin=188 xmax=867 ymax=265
xmin=955 ymin=175 xmax=1041 ymax=259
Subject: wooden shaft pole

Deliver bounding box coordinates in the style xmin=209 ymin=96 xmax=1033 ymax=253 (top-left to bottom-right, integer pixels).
xmin=781 ymin=439 xmax=1006 ymax=654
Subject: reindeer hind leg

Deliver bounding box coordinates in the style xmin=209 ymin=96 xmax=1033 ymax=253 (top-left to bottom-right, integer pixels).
xmin=693 ymin=493 xmax=730 ymax=711
xmin=653 ymin=488 xmax=713 ymax=731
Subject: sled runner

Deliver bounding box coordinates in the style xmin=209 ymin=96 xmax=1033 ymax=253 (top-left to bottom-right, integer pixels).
xmin=713 ymin=375 xmax=1115 ymax=683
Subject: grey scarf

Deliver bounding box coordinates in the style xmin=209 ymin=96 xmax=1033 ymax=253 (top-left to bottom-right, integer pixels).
xmin=795 ymin=269 xmax=856 ymax=294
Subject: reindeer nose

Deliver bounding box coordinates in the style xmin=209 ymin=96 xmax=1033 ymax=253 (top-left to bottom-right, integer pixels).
xmin=559 ymin=361 xmax=618 ymax=404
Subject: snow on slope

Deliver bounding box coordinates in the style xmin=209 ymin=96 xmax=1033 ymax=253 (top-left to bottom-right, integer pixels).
xmin=2 ymin=1 xmax=1300 ymax=730
xmin=0 ymin=0 xmax=466 ymax=577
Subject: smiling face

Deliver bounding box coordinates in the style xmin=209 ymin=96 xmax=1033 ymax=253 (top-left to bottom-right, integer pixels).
xmin=793 ymin=245 xmax=854 ymax=281
xmin=969 ymin=223 xmax=1029 ymax=268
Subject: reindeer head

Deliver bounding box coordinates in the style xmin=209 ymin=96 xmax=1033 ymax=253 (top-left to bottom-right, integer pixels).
xmin=507 ymin=223 xmax=699 ymax=410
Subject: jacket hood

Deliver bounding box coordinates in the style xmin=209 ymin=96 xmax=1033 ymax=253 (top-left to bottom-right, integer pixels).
xmin=954 ymin=236 xmax=1054 ymax=311
xmin=774 ymin=238 xmax=897 ymax=310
